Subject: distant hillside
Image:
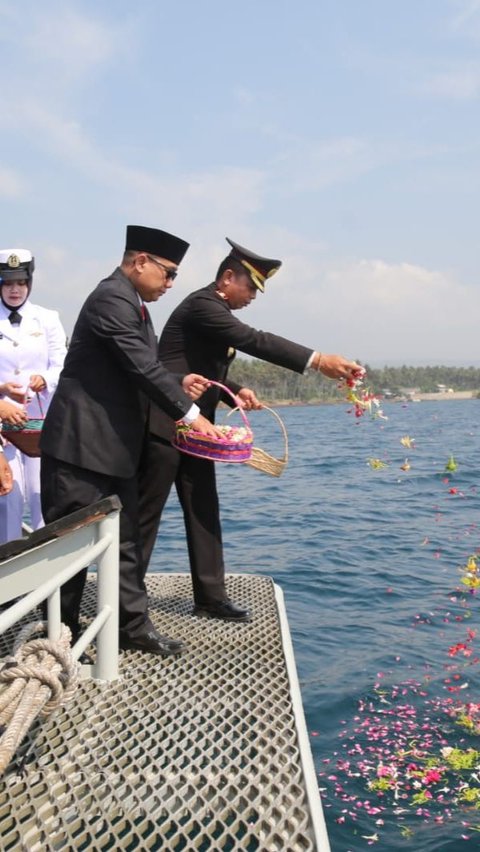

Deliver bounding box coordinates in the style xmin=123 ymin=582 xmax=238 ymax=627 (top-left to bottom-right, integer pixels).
xmin=228 ymin=359 xmax=480 ymax=403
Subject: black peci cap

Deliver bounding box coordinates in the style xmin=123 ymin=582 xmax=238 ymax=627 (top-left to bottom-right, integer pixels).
xmin=226 ymin=237 xmax=281 ymax=293
xmin=125 ymin=226 xmax=190 ymax=265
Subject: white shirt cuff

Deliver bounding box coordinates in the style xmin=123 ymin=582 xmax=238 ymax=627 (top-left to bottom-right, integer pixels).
xmin=305 ymin=351 xmax=317 ymax=373
xmin=182 ymin=403 xmax=200 ymax=425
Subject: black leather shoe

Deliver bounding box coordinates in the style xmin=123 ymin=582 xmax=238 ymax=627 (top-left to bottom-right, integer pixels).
xmin=119 ymin=629 xmax=184 ymax=656
xmin=193 ymin=600 xmax=251 ymax=622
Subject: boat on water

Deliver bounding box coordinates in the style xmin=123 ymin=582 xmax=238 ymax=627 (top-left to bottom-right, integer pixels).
xmin=0 ymin=497 xmax=331 ymax=851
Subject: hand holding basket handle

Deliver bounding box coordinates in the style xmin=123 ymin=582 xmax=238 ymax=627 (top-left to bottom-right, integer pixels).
xmin=28 ymin=374 xmax=48 ymax=394
xmin=235 ymin=387 xmax=263 ymax=411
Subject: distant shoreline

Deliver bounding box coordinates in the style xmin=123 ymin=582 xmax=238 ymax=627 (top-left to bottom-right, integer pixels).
xmin=258 ymin=391 xmax=477 ymax=408
xmin=402 ymin=391 xmax=475 ymax=401
xmin=218 ymin=391 xmax=477 ymax=411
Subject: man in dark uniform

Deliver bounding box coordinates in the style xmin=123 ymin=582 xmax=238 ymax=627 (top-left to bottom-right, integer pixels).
xmin=138 ymin=237 xmax=361 ymax=622
xmin=40 ymin=225 xmax=223 ymax=656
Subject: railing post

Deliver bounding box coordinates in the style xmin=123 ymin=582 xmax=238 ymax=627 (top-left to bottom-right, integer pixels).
xmin=46 ymin=587 xmax=61 ymax=641
xmin=94 ymin=510 xmax=120 ymax=680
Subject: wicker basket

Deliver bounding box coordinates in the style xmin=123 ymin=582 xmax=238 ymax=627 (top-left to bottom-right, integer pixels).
xmin=244 ymin=407 xmax=288 ymax=477
xmin=173 ymin=382 xmax=253 ymax=463
xmin=2 ymin=419 xmax=44 ymax=458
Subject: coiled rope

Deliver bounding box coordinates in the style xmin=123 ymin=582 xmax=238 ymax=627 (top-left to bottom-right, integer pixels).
xmin=0 ymin=621 xmax=80 ymax=774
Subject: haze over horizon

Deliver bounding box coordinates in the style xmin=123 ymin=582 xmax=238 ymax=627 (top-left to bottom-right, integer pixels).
xmin=0 ymin=0 xmax=478 ymax=365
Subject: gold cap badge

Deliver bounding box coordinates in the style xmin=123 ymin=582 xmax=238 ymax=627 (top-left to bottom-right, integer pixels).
xmin=7 ymin=254 xmax=20 ymax=269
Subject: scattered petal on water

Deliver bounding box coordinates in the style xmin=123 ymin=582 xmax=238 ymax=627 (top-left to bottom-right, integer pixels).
xmin=321 ymin=415 xmax=480 ymax=846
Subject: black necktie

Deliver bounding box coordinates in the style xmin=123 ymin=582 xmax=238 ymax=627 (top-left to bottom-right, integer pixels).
xmin=8 ymin=311 xmax=21 ymax=325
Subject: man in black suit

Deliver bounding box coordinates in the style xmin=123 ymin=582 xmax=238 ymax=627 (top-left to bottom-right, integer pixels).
xmin=40 ymin=225 xmax=223 ymax=656
xmin=138 ymin=237 xmax=361 ymax=622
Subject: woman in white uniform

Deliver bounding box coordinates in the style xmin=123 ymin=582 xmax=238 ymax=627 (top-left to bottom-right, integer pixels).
xmin=0 ymin=248 xmax=67 ymax=542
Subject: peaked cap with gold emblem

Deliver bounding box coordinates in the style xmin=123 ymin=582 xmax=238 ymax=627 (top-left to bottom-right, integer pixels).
xmin=0 ymin=248 xmax=35 ymax=288
xmin=226 ymin=238 xmax=281 ymax=293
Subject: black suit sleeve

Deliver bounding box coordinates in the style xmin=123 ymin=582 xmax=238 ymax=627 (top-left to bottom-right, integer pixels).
xmin=86 ymin=286 xmax=192 ymax=421
xmin=188 ymin=292 xmax=313 ymax=373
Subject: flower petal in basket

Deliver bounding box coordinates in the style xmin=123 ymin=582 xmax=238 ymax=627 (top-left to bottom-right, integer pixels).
xmin=2 ymin=419 xmax=44 ymax=458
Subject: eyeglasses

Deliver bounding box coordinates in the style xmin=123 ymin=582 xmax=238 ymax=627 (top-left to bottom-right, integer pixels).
xmin=146 ymin=255 xmax=178 ymax=280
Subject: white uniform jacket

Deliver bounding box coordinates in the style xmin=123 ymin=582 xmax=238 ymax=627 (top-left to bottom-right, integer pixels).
xmin=0 ymin=300 xmax=67 ymax=416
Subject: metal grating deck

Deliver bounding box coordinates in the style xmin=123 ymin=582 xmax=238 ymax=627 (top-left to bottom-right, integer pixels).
xmin=0 ymin=574 xmax=329 ymax=851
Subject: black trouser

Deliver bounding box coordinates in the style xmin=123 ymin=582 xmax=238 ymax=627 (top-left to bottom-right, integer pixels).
xmin=40 ymin=453 xmax=152 ymax=639
xmin=138 ymin=436 xmax=227 ymax=604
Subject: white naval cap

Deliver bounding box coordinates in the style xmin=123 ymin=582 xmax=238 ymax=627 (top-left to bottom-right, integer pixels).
xmin=0 ymin=248 xmax=35 ymax=285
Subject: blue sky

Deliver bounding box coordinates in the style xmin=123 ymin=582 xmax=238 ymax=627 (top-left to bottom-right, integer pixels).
xmin=1 ymin=0 xmax=479 ymax=364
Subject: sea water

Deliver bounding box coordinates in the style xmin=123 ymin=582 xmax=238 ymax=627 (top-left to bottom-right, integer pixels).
xmin=150 ymin=399 xmax=480 ymax=852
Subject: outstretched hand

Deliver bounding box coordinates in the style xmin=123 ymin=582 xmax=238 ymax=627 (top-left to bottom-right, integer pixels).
xmin=316 ymin=354 xmax=363 ymax=381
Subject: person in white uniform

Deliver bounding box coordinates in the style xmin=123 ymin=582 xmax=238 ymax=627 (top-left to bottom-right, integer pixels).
xmin=0 ymin=248 xmax=67 ymax=542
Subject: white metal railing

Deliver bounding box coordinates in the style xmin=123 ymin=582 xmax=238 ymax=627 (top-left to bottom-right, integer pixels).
xmin=275 ymin=583 xmax=332 ymax=851
xmin=0 ymin=498 xmax=120 ymax=681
